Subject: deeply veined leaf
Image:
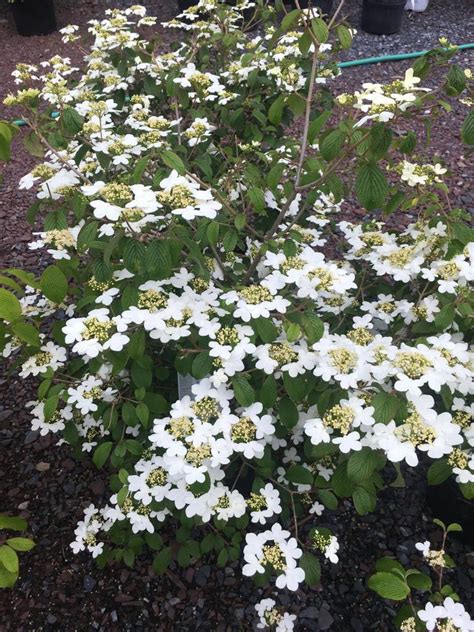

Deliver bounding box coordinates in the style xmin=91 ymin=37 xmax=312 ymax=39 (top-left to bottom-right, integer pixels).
xmin=40 ymin=265 xmax=68 ymax=303
xmin=356 ymin=162 xmax=388 ymax=211
xmin=368 ymin=572 xmax=410 ymax=601
xmin=232 ymin=375 xmax=255 ymax=406
xmin=0 ymin=545 xmax=19 ymax=574
xmin=161 ymin=150 xmax=186 ymax=175
xmin=93 ymin=442 xmax=113 ymax=469
xmin=0 ymin=288 xmax=22 ymax=322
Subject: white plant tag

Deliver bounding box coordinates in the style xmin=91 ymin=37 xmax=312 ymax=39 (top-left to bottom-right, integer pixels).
xmin=177 ymin=373 xmax=200 ymax=399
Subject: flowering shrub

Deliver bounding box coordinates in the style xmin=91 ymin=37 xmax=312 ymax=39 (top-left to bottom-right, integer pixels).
xmin=1 ymin=0 xmax=473 ymax=626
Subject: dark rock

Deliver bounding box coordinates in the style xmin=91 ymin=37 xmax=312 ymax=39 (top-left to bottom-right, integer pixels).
xmin=318 ymin=607 xmax=334 ymax=630
xmin=83 ymin=575 xmax=97 ymax=592
xmin=24 ymin=430 xmax=39 ymax=445
xmin=300 ymin=607 xmax=319 ymax=619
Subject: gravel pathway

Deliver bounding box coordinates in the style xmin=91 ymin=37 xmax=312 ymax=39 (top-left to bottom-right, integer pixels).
xmin=0 ymin=2 xmax=473 ymax=630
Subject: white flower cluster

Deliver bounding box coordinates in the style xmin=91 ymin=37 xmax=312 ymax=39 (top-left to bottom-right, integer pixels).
xmin=417 ymin=597 xmax=474 ymax=631
xmin=255 ymin=598 xmax=296 ymax=631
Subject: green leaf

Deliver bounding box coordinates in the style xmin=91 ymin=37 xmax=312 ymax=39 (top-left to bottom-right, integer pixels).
xmin=356 ymin=162 xmax=388 ymax=211
xmin=201 ymin=533 xmax=217 ymax=555
xmin=347 ymin=449 xmax=380 ymax=482
xmin=331 ymin=462 xmax=355 ymax=497
xmin=447 ymin=522 xmax=463 ymax=533
xmin=12 ymin=322 xmax=40 ymax=347
xmin=232 ymin=375 xmax=255 ymax=407
xmin=287 ymin=95 xmax=305 ymax=118
xmin=234 ymin=213 xmax=246 ymax=230
xmin=248 ymin=187 xmax=266 ymax=214
xmin=460 ymin=481 xmax=474 ymax=500
xmin=40 ymin=265 xmax=68 ymax=303
xmin=281 ymin=8 xmax=301 ymax=31
xmin=301 ymin=313 xmax=324 ymax=344
xmin=352 ymin=486 xmax=376 ymax=515
xmin=405 ymin=570 xmax=432 ymax=591
xmin=375 ymin=557 xmax=406 ymax=576
xmin=336 ymin=24 xmax=352 ymax=49
xmin=161 ymin=150 xmax=186 ymax=175
xmin=77 ymin=221 xmax=98 ymax=252
xmin=123 ymin=239 xmax=146 ymax=272
xmin=268 ymin=94 xmax=285 ymax=126
xmin=192 ymin=352 xmax=213 ymax=379
xmin=23 ymin=131 xmax=44 ymax=158
xmin=399 ymin=131 xmax=417 ymax=154
xmin=320 ymin=130 xmax=345 ymax=161
xmin=222 ymin=230 xmax=238 ymax=252
xmin=136 ymin=402 xmax=149 ymax=427
xmin=317 ymin=489 xmax=338 ymax=510
xmin=278 ymin=397 xmax=298 ymax=429
xmin=0 ymin=121 xmax=12 ymax=162
xmin=147 ymin=240 xmax=172 ymax=278
xmin=206 ymin=222 xmax=219 ymax=246
xmin=461 ymin=110 xmax=474 ymax=145
xmin=0 ymin=545 xmax=19 ymax=574
xmin=368 ymin=572 xmax=410 ymax=601
xmin=311 ymin=18 xmax=328 ymax=43
xmin=6 ymin=537 xmax=35 ymax=552
xmin=300 ymin=552 xmax=321 ymax=587
xmin=372 ymin=392 xmax=400 ymax=424
xmin=286 ymin=464 xmax=313 ymax=486
xmin=283 ymin=374 xmax=309 ymax=403
xmin=0 ymin=288 xmax=22 ymax=322
xmin=217 ymin=548 xmax=228 ymax=567
xmin=253 ymin=317 xmax=279 ymax=343
xmin=61 ymin=107 xmax=84 ymax=135
xmin=93 ymin=259 xmax=112 ymax=283
xmin=446 ymin=64 xmax=466 ymax=94
xmin=370 ymin=124 xmax=392 ymax=159
xmin=153 ymin=546 xmax=173 ymax=575
xmin=131 ymin=156 xmax=150 ymax=184
xmin=0 ymin=564 xmax=17 ymax=588
xmin=427 ymin=459 xmax=452 ymax=485
xmin=260 ymin=376 xmax=278 ymax=408
xmin=0 ymin=515 xmax=27 ymax=531
xmin=434 ymin=304 xmax=455 ymax=330
xmin=307 ymin=110 xmax=331 ymax=144
xmin=131 ymin=362 xmax=152 ymax=388
xmin=452 ymin=222 xmax=474 ymax=245
xmin=93 ymin=442 xmax=113 ymax=469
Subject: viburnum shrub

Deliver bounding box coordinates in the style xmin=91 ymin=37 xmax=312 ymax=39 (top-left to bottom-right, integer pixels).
xmin=1 ymin=0 xmax=473 ymax=626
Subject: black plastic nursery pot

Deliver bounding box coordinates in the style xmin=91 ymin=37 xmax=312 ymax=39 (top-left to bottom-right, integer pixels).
xmin=361 ymin=0 xmax=406 ymax=35
xmin=11 ymin=0 xmax=57 ymax=36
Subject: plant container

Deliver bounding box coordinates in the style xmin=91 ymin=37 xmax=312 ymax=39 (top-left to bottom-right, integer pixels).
xmin=11 ymin=0 xmax=57 ymax=36
xmin=177 ymin=0 xmax=199 ymax=9
xmin=361 ymin=0 xmax=406 ymax=35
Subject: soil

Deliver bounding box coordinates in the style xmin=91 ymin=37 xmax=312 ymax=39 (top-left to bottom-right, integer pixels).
xmin=0 ymin=1 xmax=473 ymax=630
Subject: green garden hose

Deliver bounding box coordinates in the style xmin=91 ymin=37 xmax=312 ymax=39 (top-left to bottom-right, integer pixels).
xmin=338 ymin=42 xmax=474 ymax=68
xmin=12 ymin=43 xmax=474 ymax=127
